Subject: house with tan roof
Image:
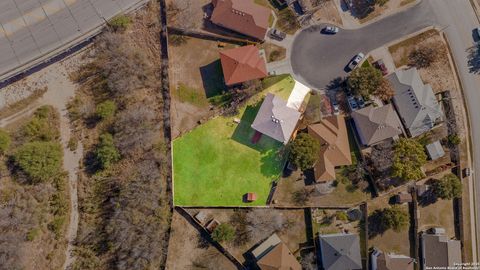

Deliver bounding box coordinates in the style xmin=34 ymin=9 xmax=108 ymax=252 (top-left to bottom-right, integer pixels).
xmin=251 ymin=233 xmax=301 ymax=270
xmin=308 ymin=115 xmax=352 ymax=183
xmin=421 ymin=232 xmax=461 ymax=269
xmin=371 ymin=248 xmax=415 ymax=270
xmin=251 ymin=93 xmax=301 ymax=144
xmin=211 ymin=0 xmax=271 ymax=40
xmin=219 ymin=45 xmax=267 ymax=86
xmin=351 ymin=104 xmax=403 ymax=146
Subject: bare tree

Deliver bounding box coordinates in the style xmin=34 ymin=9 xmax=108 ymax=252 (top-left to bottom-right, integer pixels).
xmin=246 ymin=209 xmax=289 ymax=240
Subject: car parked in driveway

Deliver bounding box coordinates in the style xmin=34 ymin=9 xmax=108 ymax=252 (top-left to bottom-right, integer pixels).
xmin=347 ymin=96 xmax=358 ymax=112
xmin=269 ymin=29 xmax=286 ymax=41
xmin=322 ymin=25 xmax=339 ymax=34
xmin=347 ymin=53 xmax=365 ymax=71
xmin=373 ymin=59 xmax=388 ymax=75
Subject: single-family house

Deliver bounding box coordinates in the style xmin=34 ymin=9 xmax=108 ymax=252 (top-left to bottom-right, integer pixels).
xmin=211 ymin=0 xmax=270 ymax=40
xmin=351 ymin=104 xmax=403 ymax=146
xmin=388 ymin=68 xmax=444 ymax=137
xmin=251 ymin=93 xmax=301 ymax=144
xmin=308 ymin=115 xmax=352 ymax=183
xmin=421 ymin=232 xmax=462 ymax=268
xmin=251 ymin=233 xmax=301 ymax=270
xmin=371 ymin=248 xmax=415 ymax=270
xmin=318 ymin=233 xmax=362 ymax=270
xmin=219 ymin=45 xmax=267 ymax=86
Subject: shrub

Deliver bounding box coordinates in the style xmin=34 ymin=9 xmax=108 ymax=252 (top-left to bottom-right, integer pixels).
xmin=293 ymin=188 xmax=311 ymax=205
xmin=409 ymin=47 xmax=435 ymax=68
xmin=211 ymin=223 xmax=235 ymax=243
xmin=48 ymin=216 xmax=66 ymax=239
xmin=95 ymin=100 xmax=117 ymax=119
xmin=433 ymin=174 xmax=462 ymax=199
xmin=336 ymin=211 xmax=348 ymax=221
xmin=447 ymin=134 xmax=461 ymax=145
xmin=26 ymin=228 xmax=40 ymax=241
xmin=95 ymin=133 xmax=120 ymax=170
xmin=288 ymin=133 xmax=320 ymax=171
xmin=14 ymin=141 xmax=63 ymax=184
xmin=109 ymin=15 xmax=131 ymax=31
xmin=169 ymin=34 xmax=189 ymax=46
xmin=68 ymin=137 xmax=78 ymax=151
xmin=0 ymin=129 xmax=11 ymax=154
xmin=22 ymin=106 xmax=59 ymax=142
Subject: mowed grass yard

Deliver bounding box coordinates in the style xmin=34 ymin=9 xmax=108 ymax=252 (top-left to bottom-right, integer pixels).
xmin=173 ymin=76 xmax=295 ymax=206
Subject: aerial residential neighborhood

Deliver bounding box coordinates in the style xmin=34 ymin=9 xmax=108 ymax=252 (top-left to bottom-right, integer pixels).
xmin=0 ymin=0 xmax=480 ymax=269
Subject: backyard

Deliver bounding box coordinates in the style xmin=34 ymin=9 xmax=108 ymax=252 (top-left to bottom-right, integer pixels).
xmin=173 ymin=76 xmax=295 ymax=206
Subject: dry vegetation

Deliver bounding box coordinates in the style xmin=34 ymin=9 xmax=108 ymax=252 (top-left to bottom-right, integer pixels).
xmin=67 ymin=3 xmax=171 ymax=269
xmin=0 ymin=106 xmax=68 ymax=270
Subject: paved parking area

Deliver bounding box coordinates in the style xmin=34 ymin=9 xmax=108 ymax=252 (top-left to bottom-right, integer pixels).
xmin=0 ymin=0 xmax=148 ymax=81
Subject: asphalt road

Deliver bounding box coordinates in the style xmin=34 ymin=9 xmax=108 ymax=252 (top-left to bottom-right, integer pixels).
xmin=291 ymin=0 xmax=480 ymax=260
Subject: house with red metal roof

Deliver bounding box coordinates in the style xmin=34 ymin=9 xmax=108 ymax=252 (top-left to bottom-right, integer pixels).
xmin=219 ymin=45 xmax=267 ymax=85
xmin=211 ymin=0 xmax=271 ymax=40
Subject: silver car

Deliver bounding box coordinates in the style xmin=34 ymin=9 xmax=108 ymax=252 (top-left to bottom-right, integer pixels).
xmin=348 ymin=53 xmax=365 ymax=71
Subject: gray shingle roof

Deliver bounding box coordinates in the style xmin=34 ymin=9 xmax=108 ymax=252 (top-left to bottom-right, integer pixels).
xmin=351 ymin=104 xmax=403 ymax=146
xmin=318 ymin=233 xmax=362 ymax=270
xmin=388 ymin=68 xmax=444 ymax=137
xmin=251 ymin=93 xmax=301 ymax=144
xmin=426 ymin=140 xmax=445 ymax=160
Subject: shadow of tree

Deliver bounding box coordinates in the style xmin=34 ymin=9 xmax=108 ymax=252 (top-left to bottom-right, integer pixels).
xmin=467 ymin=44 xmax=480 ymax=74
xmin=199 ymin=59 xmax=227 ymax=98
xmin=367 ymin=209 xmax=389 ymax=239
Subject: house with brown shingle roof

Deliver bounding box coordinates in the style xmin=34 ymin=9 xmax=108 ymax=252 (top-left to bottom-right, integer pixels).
xmin=219 ymin=45 xmax=267 ymax=86
xmin=211 ymin=0 xmax=271 ymax=40
xmin=308 ymin=115 xmax=352 ymax=183
xmin=351 ymin=104 xmax=403 ymax=146
xmin=251 ymin=234 xmax=301 ymax=270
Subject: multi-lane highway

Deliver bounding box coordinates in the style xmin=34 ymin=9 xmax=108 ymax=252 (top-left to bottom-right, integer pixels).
xmin=0 ymin=0 xmax=148 ymax=82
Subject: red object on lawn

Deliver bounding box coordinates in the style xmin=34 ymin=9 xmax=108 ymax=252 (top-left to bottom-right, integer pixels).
xmin=246 ymin=192 xmax=257 ymax=202
xmin=251 ymin=131 xmax=262 ymax=144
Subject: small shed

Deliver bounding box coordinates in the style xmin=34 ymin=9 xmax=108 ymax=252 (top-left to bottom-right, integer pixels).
xmin=426 ymin=141 xmax=445 ymax=160
xmin=194 ymin=211 xmax=207 ymax=225
xmin=205 ymin=219 xmax=220 ymax=233
xmin=416 ymin=184 xmax=430 ymax=197
xmin=246 ymin=192 xmax=257 ymax=202
xmin=395 ymin=193 xmax=412 ymax=204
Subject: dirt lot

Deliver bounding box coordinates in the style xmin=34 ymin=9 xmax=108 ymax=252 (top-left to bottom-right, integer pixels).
xmin=185 ymin=208 xmax=308 ymax=263
xmin=310 ymin=0 xmax=343 ymax=25
xmin=354 ymin=0 xmax=418 ymax=24
xmin=418 ymin=199 xmax=456 ymax=237
xmin=367 ymin=196 xmax=411 ymax=256
xmin=311 ymin=208 xmax=361 ymax=235
xmin=168 ymin=37 xmax=234 ymax=138
xmin=273 ymin=170 xmax=368 ymax=207
xmin=166 ymin=211 xmax=237 ymax=270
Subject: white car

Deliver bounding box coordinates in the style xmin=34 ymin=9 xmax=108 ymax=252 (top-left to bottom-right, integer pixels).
xmin=323 ymin=26 xmax=339 ymax=34
xmin=348 ymin=53 xmax=365 ymax=71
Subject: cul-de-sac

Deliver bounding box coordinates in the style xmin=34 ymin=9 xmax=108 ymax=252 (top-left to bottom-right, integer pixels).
xmin=1 ymin=0 xmax=480 ymax=269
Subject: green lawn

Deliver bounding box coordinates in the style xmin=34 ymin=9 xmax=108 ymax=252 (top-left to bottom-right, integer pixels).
xmin=173 ymin=75 xmax=295 ymax=206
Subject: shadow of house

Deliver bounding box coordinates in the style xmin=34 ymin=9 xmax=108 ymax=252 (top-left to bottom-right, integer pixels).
xmin=231 ymin=100 xmax=264 ymax=150
xmin=200 ymin=59 xmax=227 ymax=98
